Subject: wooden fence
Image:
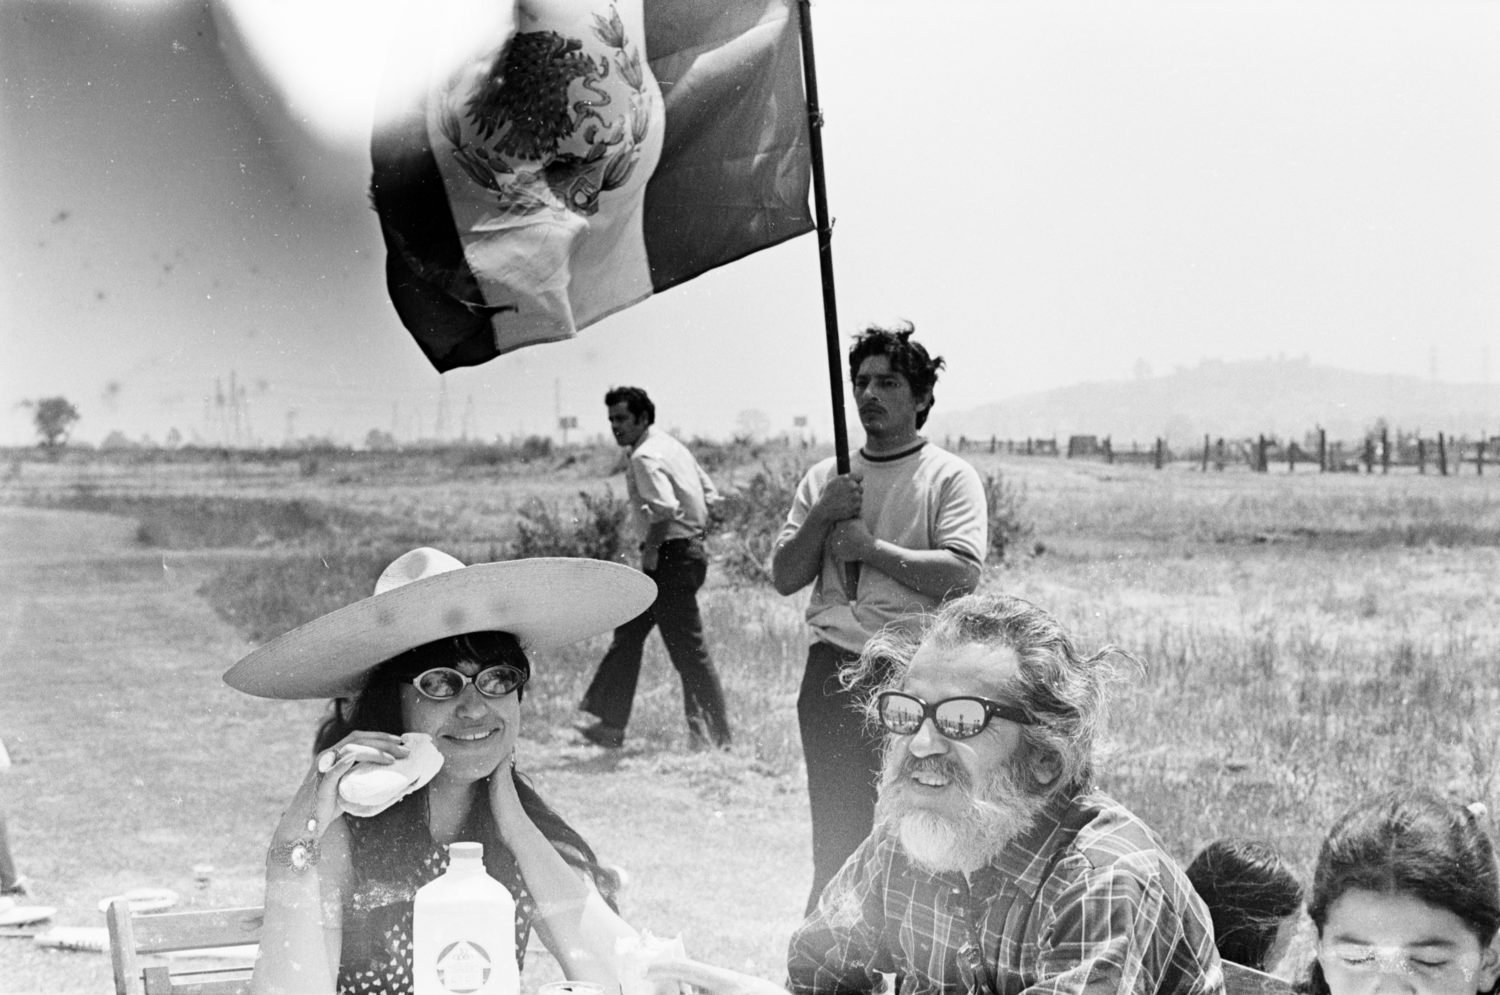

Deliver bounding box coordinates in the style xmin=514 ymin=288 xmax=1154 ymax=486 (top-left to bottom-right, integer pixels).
xmin=947 ymin=428 xmax=1499 ymax=476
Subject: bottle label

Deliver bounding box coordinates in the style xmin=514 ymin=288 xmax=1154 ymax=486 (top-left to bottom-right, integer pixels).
xmin=434 ymin=939 xmax=493 ymax=994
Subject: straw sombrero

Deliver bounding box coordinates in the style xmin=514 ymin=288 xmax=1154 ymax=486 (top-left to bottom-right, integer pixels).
xmin=223 ymin=547 xmax=655 ymax=700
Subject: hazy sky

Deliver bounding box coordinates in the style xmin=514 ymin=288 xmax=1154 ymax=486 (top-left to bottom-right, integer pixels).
xmin=4 ymin=0 xmax=1498 ymax=447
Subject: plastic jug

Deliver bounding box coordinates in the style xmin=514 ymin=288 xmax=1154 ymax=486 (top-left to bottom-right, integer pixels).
xmin=413 ymin=841 xmax=519 ymax=995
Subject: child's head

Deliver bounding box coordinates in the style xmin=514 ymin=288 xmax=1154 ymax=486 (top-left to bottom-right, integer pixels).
xmin=1186 ymin=837 xmax=1304 ymax=973
xmin=1307 ymin=791 xmax=1500 ymax=995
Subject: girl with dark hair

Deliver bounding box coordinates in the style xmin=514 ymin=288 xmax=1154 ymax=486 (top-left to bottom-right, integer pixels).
xmin=224 ymin=548 xmax=658 ymax=995
xmin=1186 ymin=838 xmax=1304 ymax=974
xmin=1301 ymin=791 xmax=1500 ymax=995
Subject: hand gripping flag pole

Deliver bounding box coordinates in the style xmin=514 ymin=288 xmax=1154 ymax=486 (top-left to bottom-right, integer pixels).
xmin=794 ymin=0 xmax=859 ymax=600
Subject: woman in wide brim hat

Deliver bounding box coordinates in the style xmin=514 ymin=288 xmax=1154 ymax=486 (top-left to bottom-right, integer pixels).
xmin=225 ymin=547 xmax=656 ymax=995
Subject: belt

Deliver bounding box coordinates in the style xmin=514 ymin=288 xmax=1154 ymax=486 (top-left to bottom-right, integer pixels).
xmin=652 ymin=534 xmax=706 ymax=550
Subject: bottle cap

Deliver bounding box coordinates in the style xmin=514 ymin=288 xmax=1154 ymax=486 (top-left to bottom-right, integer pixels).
xmin=449 ymin=841 xmax=483 ymax=861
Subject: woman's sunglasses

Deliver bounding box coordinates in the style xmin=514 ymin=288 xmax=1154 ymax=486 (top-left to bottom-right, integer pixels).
xmin=876 ymin=690 xmax=1032 ymax=740
xmin=410 ymin=664 xmax=528 ymax=701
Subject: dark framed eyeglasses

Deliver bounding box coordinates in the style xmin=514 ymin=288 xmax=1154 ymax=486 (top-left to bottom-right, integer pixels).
xmin=410 ymin=665 xmax=528 ymax=701
xmin=876 ymin=690 xmax=1032 ymax=740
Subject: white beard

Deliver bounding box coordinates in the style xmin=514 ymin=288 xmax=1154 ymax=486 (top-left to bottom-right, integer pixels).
xmin=879 ymin=748 xmax=1048 ymax=875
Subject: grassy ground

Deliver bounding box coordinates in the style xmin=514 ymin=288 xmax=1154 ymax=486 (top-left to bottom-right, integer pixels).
xmin=1 ymin=448 xmax=1497 ymax=992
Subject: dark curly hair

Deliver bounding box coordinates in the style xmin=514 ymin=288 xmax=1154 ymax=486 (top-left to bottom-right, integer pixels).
xmin=847 ymin=322 xmax=945 ymax=429
xmin=603 ymin=386 xmax=654 ymax=425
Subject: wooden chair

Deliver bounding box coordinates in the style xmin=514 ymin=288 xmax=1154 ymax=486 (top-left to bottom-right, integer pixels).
xmin=106 ymin=898 xmax=261 ymax=995
xmin=1223 ymin=960 xmax=1296 ymax=995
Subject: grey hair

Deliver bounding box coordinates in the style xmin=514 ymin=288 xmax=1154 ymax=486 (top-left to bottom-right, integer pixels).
xmin=842 ymin=593 xmax=1132 ymax=794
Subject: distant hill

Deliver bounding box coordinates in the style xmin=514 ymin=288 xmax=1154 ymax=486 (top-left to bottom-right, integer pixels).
xmin=927 ymin=357 xmax=1500 ymax=446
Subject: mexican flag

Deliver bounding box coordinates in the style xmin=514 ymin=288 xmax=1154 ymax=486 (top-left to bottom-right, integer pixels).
xmin=371 ymin=0 xmax=814 ymax=371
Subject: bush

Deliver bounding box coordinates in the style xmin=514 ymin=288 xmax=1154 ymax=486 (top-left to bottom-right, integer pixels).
xmin=508 ymin=487 xmax=630 ymax=562
xmin=201 ymin=545 xmax=412 ymax=643
xmin=984 ymin=470 xmax=1033 ymax=562
xmin=711 ymin=460 xmax=807 ymax=586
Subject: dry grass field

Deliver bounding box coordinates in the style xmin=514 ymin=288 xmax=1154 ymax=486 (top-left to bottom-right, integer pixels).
xmin=1 ymin=444 xmax=1497 ymax=993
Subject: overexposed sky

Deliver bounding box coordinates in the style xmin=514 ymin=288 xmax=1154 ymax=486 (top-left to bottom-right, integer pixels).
xmin=3 ymin=0 xmax=1497 ymax=446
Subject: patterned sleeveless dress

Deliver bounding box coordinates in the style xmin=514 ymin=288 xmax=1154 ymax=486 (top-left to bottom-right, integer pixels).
xmin=337 ymin=795 xmax=537 ymax=995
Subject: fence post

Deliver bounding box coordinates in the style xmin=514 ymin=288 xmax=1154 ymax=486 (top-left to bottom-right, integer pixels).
xmin=1104 ymin=436 xmax=1113 ymax=465
xmin=990 ymin=435 xmax=996 ymax=454
xmin=1479 ymin=437 xmax=1487 ymax=477
xmin=1364 ymin=437 xmax=1375 ymax=474
xmin=1288 ymin=439 xmax=1295 ymax=473
xmin=1438 ymin=432 xmax=1448 ymax=477
xmin=1153 ymin=437 xmax=1163 ymax=470
xmin=1255 ymin=435 xmax=1267 ymax=473
xmin=1319 ymin=427 xmax=1327 ymax=472
xmin=1418 ymin=438 xmax=1426 ymax=474
xmin=1201 ymin=434 xmax=1209 ymax=473
xmin=1025 ymin=437 xmax=1033 ymax=456
xmin=1380 ymin=427 xmax=1390 ymax=474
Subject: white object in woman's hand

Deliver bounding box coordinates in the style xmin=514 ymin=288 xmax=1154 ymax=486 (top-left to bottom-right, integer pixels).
xmin=337 ymin=732 xmax=444 ymax=817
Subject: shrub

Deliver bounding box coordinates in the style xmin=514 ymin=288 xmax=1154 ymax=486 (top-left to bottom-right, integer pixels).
xmin=201 ymin=545 xmax=414 ymax=643
xmin=508 ymin=487 xmax=630 ymax=562
xmin=519 ymin=435 xmax=553 ymax=462
xmin=984 ymin=470 xmax=1033 ymax=563
xmin=711 ymin=460 xmax=807 ymax=586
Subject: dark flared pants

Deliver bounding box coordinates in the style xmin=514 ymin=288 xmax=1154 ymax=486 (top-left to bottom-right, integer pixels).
xmin=797 ymin=639 xmax=885 ymax=915
xmin=580 ymin=539 xmax=731 ymax=746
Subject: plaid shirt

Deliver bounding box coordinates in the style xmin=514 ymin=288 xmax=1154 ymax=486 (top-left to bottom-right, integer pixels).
xmin=787 ymin=790 xmax=1224 ymax=995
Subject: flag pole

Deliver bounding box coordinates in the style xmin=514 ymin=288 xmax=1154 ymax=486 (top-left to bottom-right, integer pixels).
xmin=794 ymin=0 xmax=859 ymax=597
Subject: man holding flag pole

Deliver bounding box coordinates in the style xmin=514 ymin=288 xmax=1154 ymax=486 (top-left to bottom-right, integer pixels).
xmin=772 ymin=325 xmax=988 ymax=913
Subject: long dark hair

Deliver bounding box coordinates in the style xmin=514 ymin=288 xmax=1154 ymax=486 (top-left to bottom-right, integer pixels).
xmin=316 ymin=631 xmax=619 ymax=907
xmin=1299 ymin=791 xmax=1499 ymax=995
xmin=1186 ymin=838 xmax=1303 ymax=972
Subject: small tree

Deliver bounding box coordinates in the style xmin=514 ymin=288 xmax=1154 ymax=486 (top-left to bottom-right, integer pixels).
xmin=29 ymin=396 xmax=80 ymax=449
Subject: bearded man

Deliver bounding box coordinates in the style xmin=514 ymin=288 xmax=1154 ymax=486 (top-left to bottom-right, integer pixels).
xmin=650 ymin=594 xmax=1224 ymax=995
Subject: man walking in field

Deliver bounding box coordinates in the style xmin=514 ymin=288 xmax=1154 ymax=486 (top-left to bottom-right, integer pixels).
xmin=575 ymin=386 xmax=732 ymax=750
xmin=647 ymin=594 xmax=1224 ymax=995
xmin=771 ymin=324 xmax=987 ymax=912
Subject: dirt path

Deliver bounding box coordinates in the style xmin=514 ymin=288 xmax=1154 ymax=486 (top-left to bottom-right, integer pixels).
xmin=0 ymin=506 xmax=811 ymax=993
xmin=0 ymin=506 xmax=300 ymax=992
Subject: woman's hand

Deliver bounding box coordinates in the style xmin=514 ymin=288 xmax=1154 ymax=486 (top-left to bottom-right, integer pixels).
xmin=273 ymin=732 xmax=410 ymax=844
xmin=485 ymin=748 xmax=525 ymax=831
